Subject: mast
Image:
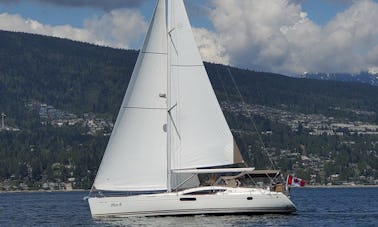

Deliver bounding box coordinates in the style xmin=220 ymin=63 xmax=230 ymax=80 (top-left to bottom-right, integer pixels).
xmin=166 ymin=0 xmax=172 ymax=192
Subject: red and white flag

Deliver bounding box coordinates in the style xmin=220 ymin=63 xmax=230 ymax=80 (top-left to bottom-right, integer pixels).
xmin=287 ymin=175 xmax=306 ymax=187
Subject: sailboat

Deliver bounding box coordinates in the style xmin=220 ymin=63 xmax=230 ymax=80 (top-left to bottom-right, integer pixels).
xmin=88 ymin=0 xmax=296 ymax=217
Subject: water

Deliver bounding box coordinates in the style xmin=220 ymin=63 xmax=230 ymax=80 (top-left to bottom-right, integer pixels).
xmin=1 ymin=187 xmax=378 ymax=226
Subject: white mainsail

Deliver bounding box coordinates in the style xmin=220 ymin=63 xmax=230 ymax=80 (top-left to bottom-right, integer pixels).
xmin=93 ymin=0 xmax=168 ymax=191
xmin=92 ymin=0 xmax=243 ymax=192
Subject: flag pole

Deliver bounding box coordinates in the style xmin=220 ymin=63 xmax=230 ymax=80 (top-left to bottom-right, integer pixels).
xmin=285 ymin=175 xmax=289 ymax=192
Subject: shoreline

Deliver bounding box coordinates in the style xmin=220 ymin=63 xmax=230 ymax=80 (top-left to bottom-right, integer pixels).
xmin=303 ymin=184 xmax=378 ymax=188
xmin=0 ymin=189 xmax=88 ymax=193
xmin=2 ymin=184 xmax=378 ymax=193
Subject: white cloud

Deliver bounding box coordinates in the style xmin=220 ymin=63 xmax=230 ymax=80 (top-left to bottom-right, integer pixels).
xmin=0 ymin=9 xmax=147 ymax=49
xmin=1 ymin=0 xmax=378 ymax=75
xmin=83 ymin=9 xmax=148 ymax=48
xmin=198 ymin=0 xmax=316 ymax=73
xmin=192 ymin=27 xmax=230 ymax=65
xmin=315 ymin=0 xmax=378 ymax=73
xmin=192 ymin=0 xmax=378 ymax=74
xmin=366 ymin=45 xmax=378 ymax=68
xmin=0 ymin=13 xmax=95 ymax=42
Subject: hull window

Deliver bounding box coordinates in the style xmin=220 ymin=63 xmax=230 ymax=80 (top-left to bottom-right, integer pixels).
xmin=180 ymin=197 xmax=197 ymax=201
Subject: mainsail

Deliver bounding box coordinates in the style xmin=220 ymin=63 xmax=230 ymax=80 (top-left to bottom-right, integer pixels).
xmin=92 ymin=0 xmax=244 ymax=192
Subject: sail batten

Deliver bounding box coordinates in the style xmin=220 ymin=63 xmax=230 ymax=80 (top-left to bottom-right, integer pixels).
xmin=171 ymin=64 xmax=204 ymax=67
xmin=140 ymin=51 xmax=167 ymax=54
xmin=122 ymin=107 xmax=166 ymax=110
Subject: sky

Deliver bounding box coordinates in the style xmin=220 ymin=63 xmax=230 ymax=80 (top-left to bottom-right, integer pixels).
xmin=0 ymin=0 xmax=378 ymax=75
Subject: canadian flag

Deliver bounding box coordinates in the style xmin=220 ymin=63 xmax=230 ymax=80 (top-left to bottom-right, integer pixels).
xmin=287 ymin=175 xmax=306 ymax=187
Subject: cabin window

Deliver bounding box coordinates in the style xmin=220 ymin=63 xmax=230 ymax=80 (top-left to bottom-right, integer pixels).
xmin=180 ymin=197 xmax=196 ymax=201
xmin=247 ymin=197 xmax=253 ymax=200
xmin=183 ymin=189 xmax=226 ymax=195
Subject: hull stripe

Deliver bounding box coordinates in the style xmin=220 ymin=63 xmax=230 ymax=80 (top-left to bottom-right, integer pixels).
xmin=92 ymin=207 xmax=296 ymax=218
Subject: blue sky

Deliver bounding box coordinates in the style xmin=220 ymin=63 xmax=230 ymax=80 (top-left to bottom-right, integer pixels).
xmin=0 ymin=0 xmax=378 ymax=74
xmin=301 ymin=0 xmax=353 ymax=25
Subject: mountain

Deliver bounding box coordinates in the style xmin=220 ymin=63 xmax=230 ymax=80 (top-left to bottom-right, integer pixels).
xmin=0 ymin=30 xmax=377 ymax=190
xmin=0 ymin=30 xmax=137 ymax=117
xmin=301 ymin=72 xmax=378 ymax=86
xmin=1 ymin=30 xmax=377 ymax=124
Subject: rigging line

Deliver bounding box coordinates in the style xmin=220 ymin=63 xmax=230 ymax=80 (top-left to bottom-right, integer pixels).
xmin=168 ymin=103 xmax=177 ymax=112
xmin=226 ymin=67 xmax=278 ymax=171
xmin=141 ymin=51 xmax=168 ymax=55
xmin=214 ymin=67 xmax=232 ymax=105
xmin=168 ymin=103 xmax=181 ymax=140
xmin=172 ymin=173 xmax=196 ymax=191
xmin=168 ymin=28 xmax=178 ymax=56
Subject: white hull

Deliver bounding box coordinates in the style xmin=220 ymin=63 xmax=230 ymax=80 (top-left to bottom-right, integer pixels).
xmin=88 ymin=186 xmax=296 ymax=218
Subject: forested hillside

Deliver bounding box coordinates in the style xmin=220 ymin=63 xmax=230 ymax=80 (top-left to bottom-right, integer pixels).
xmin=1 ymin=30 xmax=377 ymax=190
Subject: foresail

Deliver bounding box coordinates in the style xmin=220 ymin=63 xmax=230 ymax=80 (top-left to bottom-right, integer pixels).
xmin=93 ymin=0 xmax=168 ymax=191
xmin=168 ymin=0 xmax=243 ymax=170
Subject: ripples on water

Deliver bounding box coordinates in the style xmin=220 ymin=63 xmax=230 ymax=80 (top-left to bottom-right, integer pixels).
xmin=0 ymin=187 xmax=377 ymax=226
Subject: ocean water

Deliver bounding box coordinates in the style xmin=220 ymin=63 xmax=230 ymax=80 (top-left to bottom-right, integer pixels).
xmin=1 ymin=187 xmax=377 ymax=226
